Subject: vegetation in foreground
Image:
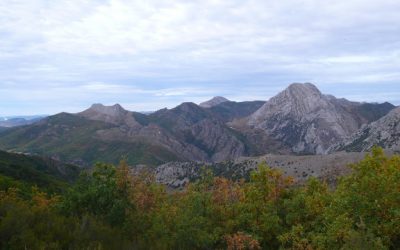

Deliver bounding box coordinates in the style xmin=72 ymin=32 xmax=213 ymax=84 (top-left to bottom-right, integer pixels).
xmin=0 ymin=147 xmax=399 ymax=249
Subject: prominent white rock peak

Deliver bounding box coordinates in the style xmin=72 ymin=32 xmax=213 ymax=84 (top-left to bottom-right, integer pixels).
xmin=247 ymin=83 xmax=363 ymax=154
xmin=249 ymin=83 xmax=325 ymax=122
xmin=199 ymin=96 xmax=229 ymax=108
xmin=87 ymin=103 xmax=125 ymax=116
xmin=334 ymin=107 xmax=400 ymax=152
xmin=79 ymin=103 xmax=139 ymax=127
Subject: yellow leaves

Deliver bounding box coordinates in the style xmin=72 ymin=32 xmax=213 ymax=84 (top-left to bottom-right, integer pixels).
xmin=0 ymin=187 xmax=19 ymax=202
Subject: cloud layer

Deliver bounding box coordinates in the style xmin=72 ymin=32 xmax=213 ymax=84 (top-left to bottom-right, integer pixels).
xmin=1 ymin=0 xmax=399 ymax=115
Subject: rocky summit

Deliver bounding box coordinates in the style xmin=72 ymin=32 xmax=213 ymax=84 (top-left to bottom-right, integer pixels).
xmin=79 ymin=103 xmax=141 ymax=127
xmin=241 ymin=83 xmax=394 ymax=154
xmin=199 ymin=96 xmax=229 ymax=108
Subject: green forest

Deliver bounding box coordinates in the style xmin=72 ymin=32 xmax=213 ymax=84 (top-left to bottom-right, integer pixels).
xmin=0 ymin=147 xmax=399 ymax=249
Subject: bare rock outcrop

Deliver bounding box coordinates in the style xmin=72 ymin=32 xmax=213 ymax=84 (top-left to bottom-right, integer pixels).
xmin=243 ymin=83 xmax=384 ymax=154
xmin=333 ymin=107 xmax=400 ymax=152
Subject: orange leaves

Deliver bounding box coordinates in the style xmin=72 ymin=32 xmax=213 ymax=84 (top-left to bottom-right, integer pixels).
xmin=31 ymin=187 xmax=59 ymax=210
xmin=129 ymin=169 xmax=165 ymax=213
xmin=211 ymin=177 xmax=244 ymax=206
xmin=225 ymin=232 xmax=261 ymax=250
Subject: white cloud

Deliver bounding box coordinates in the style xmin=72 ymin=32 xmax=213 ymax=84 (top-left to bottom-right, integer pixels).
xmin=0 ymin=0 xmax=399 ymax=115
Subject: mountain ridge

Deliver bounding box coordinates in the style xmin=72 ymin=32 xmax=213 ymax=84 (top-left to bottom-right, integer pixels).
xmin=332 ymin=107 xmax=400 ymax=152
xmin=0 ymin=83 xmax=396 ymax=167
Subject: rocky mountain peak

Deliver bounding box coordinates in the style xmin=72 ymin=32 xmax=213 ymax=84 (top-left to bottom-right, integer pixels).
xmin=199 ymin=96 xmax=229 ymax=108
xmin=87 ymin=103 xmax=126 ymax=116
xmin=286 ymin=82 xmax=321 ymax=96
xmin=245 ymin=83 xmax=367 ymax=154
xmin=79 ymin=103 xmax=139 ymax=126
xmin=249 ymin=83 xmax=325 ymax=122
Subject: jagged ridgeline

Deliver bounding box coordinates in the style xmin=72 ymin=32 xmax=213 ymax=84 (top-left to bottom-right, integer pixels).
xmin=0 ymin=83 xmax=396 ymax=167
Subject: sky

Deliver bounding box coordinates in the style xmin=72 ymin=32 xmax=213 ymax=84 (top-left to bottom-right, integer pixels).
xmin=0 ymin=0 xmax=399 ymax=116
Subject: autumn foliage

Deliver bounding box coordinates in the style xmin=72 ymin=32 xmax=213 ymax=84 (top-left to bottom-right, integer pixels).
xmin=0 ymin=147 xmax=399 ymax=249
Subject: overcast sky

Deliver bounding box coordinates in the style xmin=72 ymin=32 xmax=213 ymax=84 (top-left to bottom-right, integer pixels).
xmin=1 ymin=0 xmax=399 ymax=115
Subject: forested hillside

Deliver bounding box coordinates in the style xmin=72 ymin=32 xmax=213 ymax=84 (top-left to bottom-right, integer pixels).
xmin=1 ymin=147 xmax=399 ymax=249
xmin=0 ymin=150 xmax=80 ymax=194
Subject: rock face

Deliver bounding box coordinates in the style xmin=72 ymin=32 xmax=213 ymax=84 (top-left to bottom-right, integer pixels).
xmin=244 ymin=83 xmax=393 ymax=154
xmin=148 ymin=102 xmax=246 ymax=162
xmin=333 ymin=107 xmax=400 ymax=152
xmin=199 ymin=96 xmax=229 ymax=108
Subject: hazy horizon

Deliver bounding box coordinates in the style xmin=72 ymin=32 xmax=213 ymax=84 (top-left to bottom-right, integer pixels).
xmin=1 ymin=0 xmax=399 ymax=115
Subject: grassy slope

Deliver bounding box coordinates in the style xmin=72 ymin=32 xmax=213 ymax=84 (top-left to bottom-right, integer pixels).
xmin=0 ymin=113 xmax=178 ymax=166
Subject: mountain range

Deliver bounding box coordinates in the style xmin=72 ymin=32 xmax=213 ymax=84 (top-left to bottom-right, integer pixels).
xmin=0 ymin=83 xmax=397 ymax=167
xmin=0 ymin=115 xmax=46 ymax=128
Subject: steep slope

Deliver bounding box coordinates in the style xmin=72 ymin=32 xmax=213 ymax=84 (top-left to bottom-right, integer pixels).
xmin=241 ymin=83 xmax=394 ymax=154
xmin=333 ymin=107 xmax=400 ymax=152
xmin=327 ymin=98 xmax=395 ymax=124
xmin=148 ymin=102 xmax=246 ymax=161
xmin=199 ymin=96 xmax=229 ymax=108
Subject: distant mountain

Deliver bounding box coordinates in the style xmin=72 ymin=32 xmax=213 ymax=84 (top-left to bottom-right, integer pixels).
xmin=333 ymin=107 xmax=400 ymax=152
xmin=0 ymin=115 xmax=45 ymax=121
xmin=234 ymin=83 xmax=395 ymax=154
xmin=199 ymin=96 xmax=229 ymax=108
xmin=0 ymin=102 xmax=253 ymax=166
xmin=0 ymin=115 xmax=46 ymax=127
xmin=0 ymin=83 xmax=395 ymax=166
xmin=78 ymin=103 xmax=142 ymax=127
xmin=0 ymin=112 xmax=180 ymax=166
